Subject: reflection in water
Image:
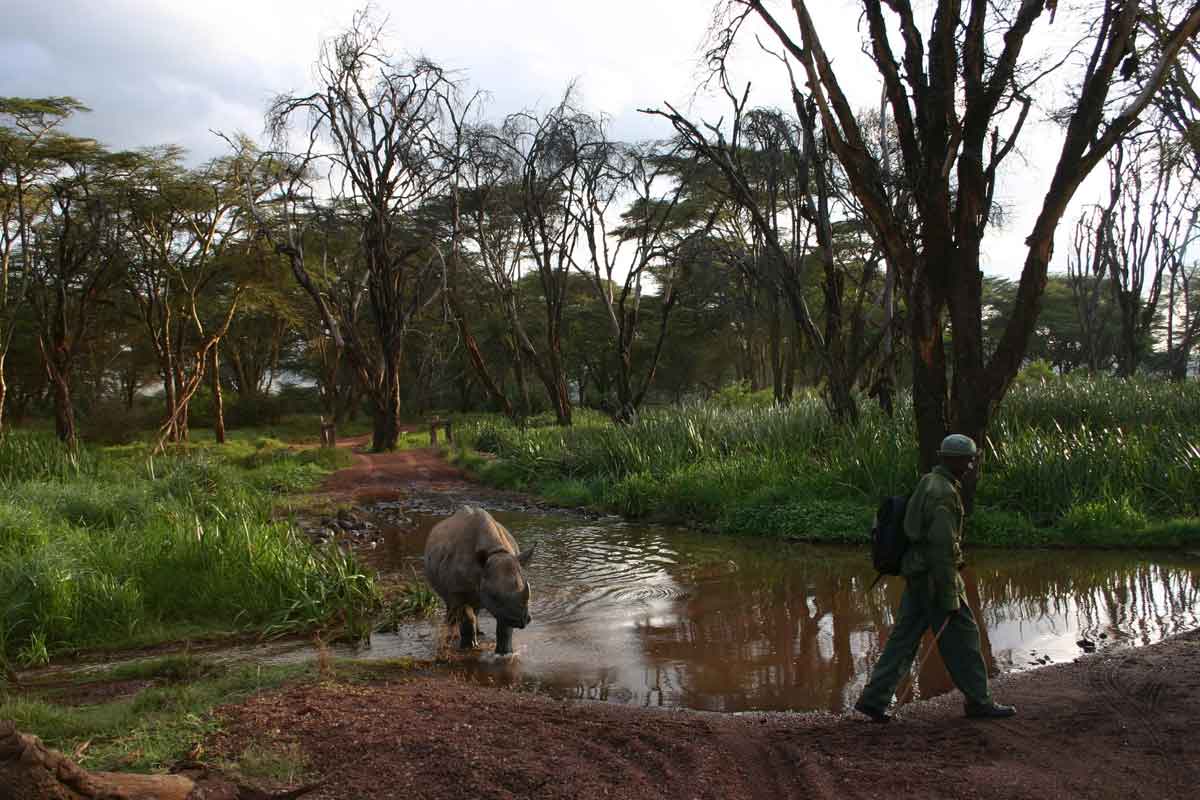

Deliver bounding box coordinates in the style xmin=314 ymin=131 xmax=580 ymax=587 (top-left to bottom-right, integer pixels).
xmin=353 ymin=513 xmax=1200 ymax=714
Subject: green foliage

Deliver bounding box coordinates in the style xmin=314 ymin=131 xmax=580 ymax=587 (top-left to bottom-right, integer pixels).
xmin=0 ymin=662 xmax=307 ymax=773
xmin=0 ymin=432 xmax=380 ymax=661
xmin=455 ymin=375 xmax=1200 ymax=548
xmin=711 ymin=380 xmax=776 ymax=409
xmin=1014 ymin=359 xmax=1057 ymax=387
xmin=721 ymin=497 xmax=871 ymax=542
xmin=537 ymin=478 xmax=595 ymax=508
xmin=104 ymin=653 xmax=216 ymax=683
xmin=376 ymin=580 xmax=440 ymax=632
xmin=0 ymin=430 xmax=96 ymax=483
xmin=1059 ymin=496 xmax=1148 ymax=538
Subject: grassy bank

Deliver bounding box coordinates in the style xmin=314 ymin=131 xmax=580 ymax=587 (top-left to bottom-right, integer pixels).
xmin=450 ymin=376 xmax=1200 ymax=549
xmin=1 ymin=655 xmax=310 ymax=773
xmin=1 ymin=651 xmax=423 ymax=775
xmin=0 ymin=428 xmax=380 ymax=666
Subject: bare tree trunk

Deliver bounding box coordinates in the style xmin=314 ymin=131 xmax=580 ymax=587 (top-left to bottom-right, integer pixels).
xmin=768 ymin=293 xmax=785 ymax=405
xmin=551 ymin=343 xmax=573 ymax=426
xmin=908 ymin=271 xmax=950 ymax=473
xmin=783 ymin=335 xmax=798 ymax=402
xmin=452 ymin=301 xmax=514 ymax=419
xmin=50 ymin=370 xmax=76 ymax=451
xmin=211 ymin=344 xmax=226 ymax=444
xmin=0 ymin=352 xmax=7 ymax=434
xmin=370 ymin=355 xmax=403 ymax=451
xmin=39 ymin=337 xmax=78 ymax=451
xmin=170 ymin=363 xmax=189 ymax=443
xmin=510 ymin=344 xmax=531 ymax=419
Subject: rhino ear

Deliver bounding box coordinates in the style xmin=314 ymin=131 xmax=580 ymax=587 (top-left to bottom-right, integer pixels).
xmin=517 ymin=542 xmax=536 ymax=567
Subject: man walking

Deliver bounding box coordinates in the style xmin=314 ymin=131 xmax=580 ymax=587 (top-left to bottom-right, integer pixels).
xmin=854 ymin=434 xmax=1016 ymax=722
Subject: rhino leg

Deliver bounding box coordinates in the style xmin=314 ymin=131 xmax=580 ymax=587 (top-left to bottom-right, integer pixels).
xmin=495 ymin=622 xmax=514 ymax=656
xmin=458 ymin=607 xmax=479 ymax=649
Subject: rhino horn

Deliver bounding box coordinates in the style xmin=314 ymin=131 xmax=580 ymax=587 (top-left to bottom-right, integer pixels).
xmin=517 ymin=542 xmax=537 ymax=567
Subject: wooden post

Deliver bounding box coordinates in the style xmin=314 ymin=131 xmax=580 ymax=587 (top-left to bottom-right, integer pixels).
xmin=445 ymin=419 xmax=453 ymax=444
xmin=320 ymin=416 xmax=336 ymax=448
xmin=429 ymin=419 xmax=438 ymax=446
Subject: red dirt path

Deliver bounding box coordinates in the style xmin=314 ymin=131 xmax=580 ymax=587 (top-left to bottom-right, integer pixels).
xmin=315 ymin=433 xmax=470 ymax=504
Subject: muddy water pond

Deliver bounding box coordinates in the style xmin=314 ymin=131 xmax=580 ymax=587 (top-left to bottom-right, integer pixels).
xmin=314 ymin=512 xmax=1200 ymax=714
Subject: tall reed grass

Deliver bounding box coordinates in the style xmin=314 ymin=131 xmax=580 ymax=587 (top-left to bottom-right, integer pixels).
xmin=0 ymin=431 xmax=379 ymax=664
xmin=454 ymin=374 xmax=1200 ymax=548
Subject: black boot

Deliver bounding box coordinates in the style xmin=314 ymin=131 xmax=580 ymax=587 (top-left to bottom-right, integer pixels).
xmin=964 ymin=701 xmax=1017 ymax=719
xmin=853 ymin=699 xmax=892 ymax=723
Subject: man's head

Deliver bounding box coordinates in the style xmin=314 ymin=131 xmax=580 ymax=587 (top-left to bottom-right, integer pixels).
xmin=937 ymin=433 xmax=978 ymax=479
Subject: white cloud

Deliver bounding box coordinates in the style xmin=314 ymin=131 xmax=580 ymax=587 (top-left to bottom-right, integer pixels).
xmin=0 ymin=1 xmax=1144 ymax=279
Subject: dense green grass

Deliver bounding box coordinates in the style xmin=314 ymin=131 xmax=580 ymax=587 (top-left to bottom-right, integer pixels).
xmin=451 ymin=374 xmax=1200 ymax=549
xmin=1 ymin=656 xmax=309 ymax=772
xmin=1 ymin=651 xmax=426 ymax=774
xmin=0 ymin=431 xmax=379 ymax=665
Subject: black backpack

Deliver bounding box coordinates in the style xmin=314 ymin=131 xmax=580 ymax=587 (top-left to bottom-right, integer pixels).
xmin=868 ymin=494 xmax=910 ymax=589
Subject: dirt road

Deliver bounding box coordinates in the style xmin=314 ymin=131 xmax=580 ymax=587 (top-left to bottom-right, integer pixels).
xmin=214 ymin=440 xmax=1199 ymax=799
xmin=316 ymin=434 xmax=470 ymax=504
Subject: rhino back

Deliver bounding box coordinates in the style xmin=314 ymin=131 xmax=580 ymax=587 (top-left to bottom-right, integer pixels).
xmin=423 ymin=507 xmax=517 ymax=602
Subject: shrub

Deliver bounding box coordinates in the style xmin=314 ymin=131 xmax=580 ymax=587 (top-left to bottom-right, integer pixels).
xmin=712 ymin=380 xmax=775 ymax=409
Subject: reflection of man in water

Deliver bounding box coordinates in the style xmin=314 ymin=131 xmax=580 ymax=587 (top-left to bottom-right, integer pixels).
xmin=854 ymin=434 xmax=1017 ymax=723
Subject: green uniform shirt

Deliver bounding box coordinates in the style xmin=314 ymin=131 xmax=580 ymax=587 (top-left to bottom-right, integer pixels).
xmin=900 ymin=464 xmax=966 ymax=611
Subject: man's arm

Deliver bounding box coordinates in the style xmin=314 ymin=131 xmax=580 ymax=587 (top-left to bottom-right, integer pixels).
xmin=925 ymin=499 xmax=962 ymax=611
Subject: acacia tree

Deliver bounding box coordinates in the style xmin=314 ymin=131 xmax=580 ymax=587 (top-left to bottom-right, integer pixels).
xmin=488 ymin=94 xmax=595 ymax=426
xmin=449 ymin=102 xmax=584 ymax=423
xmin=1164 ymin=254 xmax=1200 ymax=377
xmin=1067 ymin=198 xmax=1122 ymax=373
xmin=435 ymin=95 xmax=520 ymax=420
xmin=222 ymin=251 xmax=306 ymax=405
xmin=572 ymin=135 xmax=707 ymax=423
xmin=0 ymin=97 xmax=89 ymax=432
xmin=651 ymin=93 xmax=886 ymax=422
xmin=513 ymin=98 xmax=596 ymax=425
xmin=25 ymin=141 xmax=127 ymax=448
xmin=123 ymin=149 xmax=246 ymax=446
xmin=721 ymin=0 xmax=1200 ymax=489
xmin=443 ymin=120 xmax=535 ymax=417
xmin=1095 ymin=134 xmax=1195 ymax=374
xmin=265 ymin=12 xmax=456 ymax=450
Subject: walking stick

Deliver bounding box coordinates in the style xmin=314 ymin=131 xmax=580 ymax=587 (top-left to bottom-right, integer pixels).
xmin=897 ymin=615 xmax=951 ymax=706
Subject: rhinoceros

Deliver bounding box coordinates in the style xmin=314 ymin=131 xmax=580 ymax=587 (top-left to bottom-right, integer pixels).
xmin=423 ymin=506 xmax=535 ymax=655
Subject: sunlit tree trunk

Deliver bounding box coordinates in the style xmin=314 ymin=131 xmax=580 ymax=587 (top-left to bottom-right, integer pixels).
xmin=211 ymin=344 xmax=225 ymax=444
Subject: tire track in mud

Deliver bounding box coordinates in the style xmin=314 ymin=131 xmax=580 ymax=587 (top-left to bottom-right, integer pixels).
xmin=1083 ymin=649 xmax=1186 ymax=798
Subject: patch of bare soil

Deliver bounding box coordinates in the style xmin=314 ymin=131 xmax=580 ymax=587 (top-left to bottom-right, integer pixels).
xmin=37 ymin=679 xmax=155 ymax=707
xmin=315 ymin=434 xmax=470 ymax=505
xmin=209 ymin=629 xmax=1200 ymax=800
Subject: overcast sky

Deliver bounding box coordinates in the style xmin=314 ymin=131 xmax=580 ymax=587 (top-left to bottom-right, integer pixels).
xmin=3 ymin=0 xmax=1111 ymax=279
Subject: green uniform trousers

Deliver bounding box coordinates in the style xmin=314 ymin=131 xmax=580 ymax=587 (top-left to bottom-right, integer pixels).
xmin=858 ymin=578 xmax=992 ymax=711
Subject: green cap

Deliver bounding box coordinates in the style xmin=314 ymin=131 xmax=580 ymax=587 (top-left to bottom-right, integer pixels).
xmin=938 ymin=433 xmax=978 ymax=458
